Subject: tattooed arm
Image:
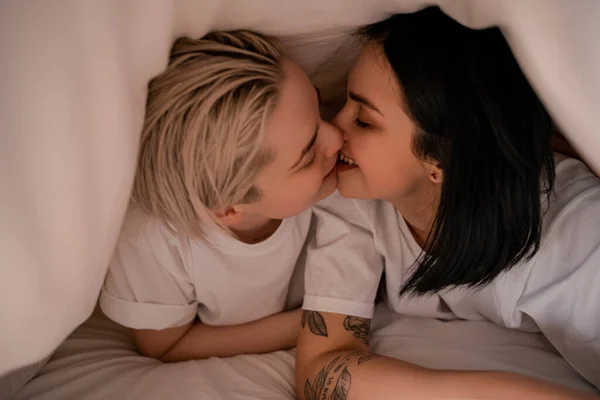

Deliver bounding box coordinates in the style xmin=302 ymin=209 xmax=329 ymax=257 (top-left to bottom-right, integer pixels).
xmin=295 ymin=311 xmax=598 ymax=400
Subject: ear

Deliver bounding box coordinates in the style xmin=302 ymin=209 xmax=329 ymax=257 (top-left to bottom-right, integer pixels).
xmin=428 ymin=164 xmax=443 ymax=184
xmin=212 ymin=206 xmax=245 ymax=225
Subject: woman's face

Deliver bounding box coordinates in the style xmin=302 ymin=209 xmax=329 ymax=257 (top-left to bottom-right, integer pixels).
xmin=333 ymin=43 xmax=436 ymax=202
xmin=242 ymin=58 xmax=343 ymax=219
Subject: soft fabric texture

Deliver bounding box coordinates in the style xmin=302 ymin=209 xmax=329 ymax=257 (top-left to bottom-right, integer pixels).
xmin=15 ymin=305 xmax=597 ymax=399
xmin=0 ymin=357 xmax=50 ymax=400
xmin=1 ymin=0 xmax=599 ymax=379
xmin=304 ymin=156 xmax=600 ymax=389
xmin=100 ymin=207 xmax=309 ymax=329
xmin=16 ymin=308 xmax=298 ymax=400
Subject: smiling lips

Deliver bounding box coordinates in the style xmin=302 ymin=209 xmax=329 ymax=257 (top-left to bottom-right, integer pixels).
xmin=338 ymin=151 xmax=358 ymax=169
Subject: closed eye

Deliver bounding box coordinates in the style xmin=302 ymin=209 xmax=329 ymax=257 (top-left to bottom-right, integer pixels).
xmin=354 ymin=118 xmax=370 ymax=129
xmin=302 ymin=154 xmax=316 ymax=169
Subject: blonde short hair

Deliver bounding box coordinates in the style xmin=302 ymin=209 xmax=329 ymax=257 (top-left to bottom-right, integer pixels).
xmin=133 ymin=31 xmax=284 ymax=239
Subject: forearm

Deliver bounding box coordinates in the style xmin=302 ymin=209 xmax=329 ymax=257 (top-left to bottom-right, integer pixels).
xmin=133 ymin=309 xmax=300 ymax=362
xmin=296 ymin=311 xmax=598 ymax=400
xmin=162 ymin=311 xmax=298 ymax=362
xmin=299 ymin=350 xmax=597 ymax=400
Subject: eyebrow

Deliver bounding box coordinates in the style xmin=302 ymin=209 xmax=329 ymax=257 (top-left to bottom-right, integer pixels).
xmin=349 ymin=91 xmax=382 ymax=115
xmin=290 ymin=123 xmax=319 ymax=171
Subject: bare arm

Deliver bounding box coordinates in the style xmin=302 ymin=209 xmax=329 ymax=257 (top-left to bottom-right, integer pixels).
xmin=296 ymin=311 xmax=598 ymax=400
xmin=133 ymin=308 xmax=302 ymax=362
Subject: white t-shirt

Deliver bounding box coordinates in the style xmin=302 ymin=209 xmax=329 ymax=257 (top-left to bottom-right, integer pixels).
xmin=100 ymin=208 xmax=311 ymax=330
xmin=304 ymin=156 xmax=600 ymax=389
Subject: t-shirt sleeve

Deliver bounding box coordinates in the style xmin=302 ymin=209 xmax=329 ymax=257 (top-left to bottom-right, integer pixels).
xmin=99 ymin=211 xmax=197 ymax=330
xmin=513 ymin=158 xmax=600 ymax=389
xmin=303 ymin=192 xmax=383 ymax=319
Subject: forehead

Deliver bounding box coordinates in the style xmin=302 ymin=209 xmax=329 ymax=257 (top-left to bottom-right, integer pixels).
xmin=262 ymin=58 xmax=317 ymax=165
xmin=348 ymin=43 xmax=400 ymax=108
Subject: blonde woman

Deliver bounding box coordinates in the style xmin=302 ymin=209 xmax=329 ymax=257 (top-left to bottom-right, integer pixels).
xmin=99 ymin=31 xmax=342 ymax=362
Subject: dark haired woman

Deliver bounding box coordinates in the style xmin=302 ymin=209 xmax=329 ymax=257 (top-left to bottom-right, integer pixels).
xmin=296 ymin=7 xmax=600 ymax=400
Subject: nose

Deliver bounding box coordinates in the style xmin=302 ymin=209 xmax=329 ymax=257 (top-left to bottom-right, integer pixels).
xmin=331 ymin=110 xmax=342 ymax=129
xmin=331 ymin=107 xmax=349 ymax=142
xmin=322 ymin=122 xmax=343 ymax=158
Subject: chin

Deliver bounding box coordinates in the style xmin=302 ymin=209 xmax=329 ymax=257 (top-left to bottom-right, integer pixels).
xmin=337 ymin=179 xmax=372 ymax=200
xmin=317 ymin=169 xmax=338 ymax=196
xmin=315 ymin=181 xmax=337 ymax=202
xmin=337 ymin=185 xmax=356 ymax=199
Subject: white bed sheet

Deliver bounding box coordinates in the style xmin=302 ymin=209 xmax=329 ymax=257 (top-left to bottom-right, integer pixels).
xmin=15 ymin=307 xmax=296 ymax=400
xmin=15 ymin=305 xmax=598 ymax=400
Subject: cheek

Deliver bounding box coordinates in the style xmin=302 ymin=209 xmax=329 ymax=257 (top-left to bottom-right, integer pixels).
xmin=295 ymin=171 xmax=327 ymax=199
xmin=352 ymin=136 xmax=395 ymax=175
xmin=266 ymin=173 xmax=325 ymax=214
xmin=292 ymin=167 xmax=337 ymax=207
xmin=352 ymin=132 xmax=423 ymax=191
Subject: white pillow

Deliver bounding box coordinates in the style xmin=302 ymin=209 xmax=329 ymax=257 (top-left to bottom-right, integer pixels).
xmin=1 ymin=0 xmax=599 ymax=377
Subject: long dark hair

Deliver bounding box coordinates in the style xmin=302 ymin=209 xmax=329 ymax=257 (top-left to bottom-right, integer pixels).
xmin=359 ymin=7 xmax=555 ymax=296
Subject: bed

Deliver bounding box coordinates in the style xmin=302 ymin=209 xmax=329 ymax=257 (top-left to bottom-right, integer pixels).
xmin=1 ymin=0 xmax=599 ymax=398
xmin=13 ymin=305 xmax=598 ymax=399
